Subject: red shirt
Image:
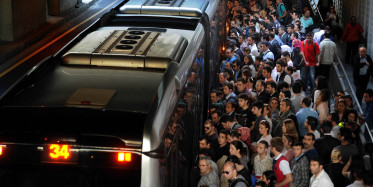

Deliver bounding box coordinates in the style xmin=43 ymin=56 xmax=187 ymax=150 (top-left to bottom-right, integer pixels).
xmin=301 ymin=41 xmax=320 ymax=66
xmin=342 ymin=23 xmax=363 ymax=43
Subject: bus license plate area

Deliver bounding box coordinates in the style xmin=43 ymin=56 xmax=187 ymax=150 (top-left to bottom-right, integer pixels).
xmin=41 ymin=144 xmax=77 ymax=164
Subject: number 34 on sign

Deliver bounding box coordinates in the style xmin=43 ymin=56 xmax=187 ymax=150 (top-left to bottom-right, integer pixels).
xmin=49 ymin=144 xmax=70 ymax=159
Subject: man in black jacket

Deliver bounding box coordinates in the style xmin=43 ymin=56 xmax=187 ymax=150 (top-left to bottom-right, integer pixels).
xmin=269 ymin=33 xmax=282 ymax=62
xmin=353 ymin=47 xmax=373 ymax=105
xmin=314 ymin=121 xmax=340 ymax=165
xmin=255 ymin=80 xmax=270 ymax=104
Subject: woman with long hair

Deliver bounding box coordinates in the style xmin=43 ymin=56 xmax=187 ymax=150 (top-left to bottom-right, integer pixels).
xmin=225 ymin=68 xmax=236 ymax=84
xmin=269 ymin=97 xmax=280 ymax=119
xmin=313 ymin=75 xmax=328 ymax=103
xmin=343 ymin=109 xmax=359 ymax=123
xmin=246 ymin=76 xmax=257 ymax=97
xmin=255 ymin=120 xmax=272 ymax=155
xmin=282 ymin=134 xmax=296 ymax=162
xmin=281 ymin=118 xmax=298 ymax=140
xmin=229 ymin=140 xmax=249 ymax=168
xmin=335 ymin=98 xmax=347 ymax=123
xmin=243 ymin=54 xmax=256 ymax=75
xmin=263 ymin=103 xmax=273 ymax=133
xmin=314 ymin=89 xmax=330 ymax=123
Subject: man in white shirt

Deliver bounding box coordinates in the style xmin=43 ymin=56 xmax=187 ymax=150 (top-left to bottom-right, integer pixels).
xmin=313 ymin=23 xmax=325 ymax=44
xmin=262 ymin=42 xmax=274 ymax=61
xmin=309 ymin=157 xmax=334 ymax=187
xmin=347 ymin=170 xmax=365 ymax=187
xmin=318 ymin=32 xmax=337 ymax=81
xmin=248 ymin=35 xmax=259 ymax=57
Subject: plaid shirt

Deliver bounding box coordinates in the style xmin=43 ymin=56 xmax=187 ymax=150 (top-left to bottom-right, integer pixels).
xmin=291 ymin=154 xmax=310 ymax=187
xmin=254 ymin=154 xmax=273 ymax=177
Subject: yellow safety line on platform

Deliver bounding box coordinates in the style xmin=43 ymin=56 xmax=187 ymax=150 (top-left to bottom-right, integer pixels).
xmin=0 ymin=0 xmax=120 ymax=78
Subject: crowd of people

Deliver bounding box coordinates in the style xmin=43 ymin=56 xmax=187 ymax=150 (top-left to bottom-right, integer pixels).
xmin=192 ymin=0 xmax=373 ymax=186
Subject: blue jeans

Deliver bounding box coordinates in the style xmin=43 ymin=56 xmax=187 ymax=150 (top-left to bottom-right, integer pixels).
xmin=301 ymin=66 xmax=316 ymax=91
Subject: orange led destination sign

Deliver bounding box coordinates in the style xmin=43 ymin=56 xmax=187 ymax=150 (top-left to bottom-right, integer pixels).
xmin=49 ymin=144 xmax=70 ymax=159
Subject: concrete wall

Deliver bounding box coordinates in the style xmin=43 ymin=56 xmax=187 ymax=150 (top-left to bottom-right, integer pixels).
xmin=0 ymin=0 xmax=47 ymax=41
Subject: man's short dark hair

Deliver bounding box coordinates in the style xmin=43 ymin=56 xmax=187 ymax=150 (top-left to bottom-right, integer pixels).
xmin=237 ymin=77 xmax=246 ymax=84
xmin=292 ymin=31 xmax=299 ymax=39
xmin=255 ymin=55 xmax=263 ymax=62
xmin=211 ymin=89 xmax=220 ymax=96
xmin=281 ymin=89 xmax=291 ymax=99
xmin=226 ymin=101 xmax=236 ymax=109
xmin=307 ymin=116 xmax=318 ymax=131
xmin=256 ymin=79 xmax=265 ymax=87
xmin=238 ymin=93 xmax=249 ymax=101
xmin=270 ymin=137 xmax=284 ymax=152
xmin=219 ymin=129 xmax=229 ymax=136
xmin=258 ymin=140 xmax=269 ymax=148
xmin=200 ymin=134 xmax=211 ymax=145
xmin=262 ymin=41 xmax=270 ymax=47
xmin=224 ymin=82 xmax=234 ymax=91
xmin=306 ymin=32 xmax=313 ymax=37
xmin=276 ymin=59 xmax=287 ymax=67
xmin=301 ymin=97 xmax=312 ymax=107
xmin=292 ymin=81 xmax=302 ymax=94
xmin=292 ymin=141 xmax=304 ymax=148
xmin=324 ymin=32 xmax=331 ymax=38
xmin=281 ymin=98 xmax=292 ymax=107
xmin=263 ymin=65 xmax=272 ymax=74
xmin=277 ymin=81 xmax=289 ymax=90
xmin=249 ymin=26 xmax=256 ymax=32
xmin=320 ymin=120 xmax=333 ymax=133
xmin=229 ymin=130 xmax=241 ymax=139
xmin=269 ymin=32 xmax=275 ymax=39
xmin=310 ymin=156 xmax=324 ymax=166
xmin=319 ymin=23 xmax=325 ymax=30
xmin=365 ymin=89 xmax=373 ymax=98
xmin=286 ymin=66 xmax=294 ymax=75
xmin=282 ymin=51 xmax=290 ymax=57
xmin=252 ymin=100 xmax=264 ymax=111
xmin=305 ymin=132 xmax=315 ymax=140
xmin=266 ymin=81 xmax=277 ymax=90
xmin=220 ymin=113 xmax=234 ymax=123
xmin=211 ymin=109 xmax=222 ymax=117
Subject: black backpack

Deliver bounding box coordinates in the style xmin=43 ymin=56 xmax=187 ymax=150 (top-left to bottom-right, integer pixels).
xmin=230 ymin=178 xmax=249 ymax=187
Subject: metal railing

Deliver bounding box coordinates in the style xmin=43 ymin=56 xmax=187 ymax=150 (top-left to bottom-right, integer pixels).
xmin=308 ymin=0 xmax=324 ymax=22
xmin=332 ymin=55 xmax=373 ymax=143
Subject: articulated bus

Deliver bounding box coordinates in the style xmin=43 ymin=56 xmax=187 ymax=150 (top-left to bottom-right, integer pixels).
xmin=0 ymin=0 xmax=227 ymax=186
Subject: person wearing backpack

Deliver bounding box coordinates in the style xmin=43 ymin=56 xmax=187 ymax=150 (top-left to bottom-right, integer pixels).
xmin=222 ymin=161 xmax=249 ymax=187
xmin=300 ymin=32 xmax=320 ymax=92
xmin=276 ymin=0 xmax=287 ymax=25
